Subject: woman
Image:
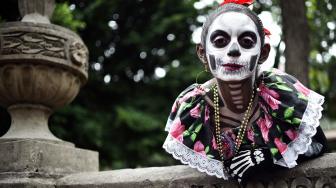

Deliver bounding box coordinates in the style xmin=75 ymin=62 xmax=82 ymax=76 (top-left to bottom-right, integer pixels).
xmin=163 ymin=0 xmax=328 ymax=185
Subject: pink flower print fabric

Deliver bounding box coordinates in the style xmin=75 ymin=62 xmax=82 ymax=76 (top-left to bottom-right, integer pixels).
xmin=259 ymin=83 xmax=281 ymax=110
xmin=293 ymin=81 xmax=310 ymax=96
xmin=170 ymin=118 xmax=184 ymax=142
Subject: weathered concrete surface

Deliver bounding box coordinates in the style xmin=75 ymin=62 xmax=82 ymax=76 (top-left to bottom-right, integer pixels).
xmin=0 ymin=176 xmax=55 ymax=188
xmin=56 ymin=153 xmax=336 ymax=188
xmin=0 ymin=105 xmax=72 ymax=144
xmin=325 ymin=130 xmax=336 ymax=141
xmin=0 ymin=21 xmax=89 ymax=109
xmin=0 ymin=21 xmax=89 ymax=144
xmin=56 ymin=165 xmax=234 ymax=188
xmin=19 ymin=0 xmax=55 ymax=24
xmin=0 ymin=140 xmax=98 ymax=177
xmin=0 ymin=1 xmax=97 ymax=187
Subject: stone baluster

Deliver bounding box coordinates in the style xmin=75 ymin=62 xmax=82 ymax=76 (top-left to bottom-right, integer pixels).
xmin=0 ymin=0 xmax=98 ymax=187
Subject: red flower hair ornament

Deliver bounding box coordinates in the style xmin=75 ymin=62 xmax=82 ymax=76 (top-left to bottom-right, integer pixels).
xmin=263 ymin=28 xmax=272 ymax=38
xmin=220 ymin=0 xmax=254 ymax=6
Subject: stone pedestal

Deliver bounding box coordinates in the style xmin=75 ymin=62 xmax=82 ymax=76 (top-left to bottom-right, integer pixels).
xmin=0 ymin=138 xmax=98 ymax=187
xmin=1 ymin=105 xmax=67 ymax=144
xmin=0 ymin=140 xmax=98 ymax=188
xmin=0 ymin=0 xmax=99 ymax=187
xmin=0 ymin=140 xmax=98 ymax=176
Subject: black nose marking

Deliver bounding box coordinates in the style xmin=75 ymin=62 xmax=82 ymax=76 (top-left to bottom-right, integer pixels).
xmin=228 ymin=43 xmax=241 ymax=57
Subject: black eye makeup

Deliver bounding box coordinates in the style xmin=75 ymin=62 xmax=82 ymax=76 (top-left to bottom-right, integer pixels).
xmin=210 ymin=30 xmax=230 ymax=48
xmin=238 ymin=31 xmax=257 ymax=49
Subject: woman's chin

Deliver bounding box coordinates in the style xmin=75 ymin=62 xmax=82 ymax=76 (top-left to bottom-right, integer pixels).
xmin=214 ymin=73 xmax=253 ymax=82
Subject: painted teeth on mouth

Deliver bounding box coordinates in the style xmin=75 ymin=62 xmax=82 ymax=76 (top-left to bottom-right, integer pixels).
xmin=220 ymin=66 xmax=249 ymax=74
xmin=217 ymin=58 xmax=249 ymax=67
xmin=217 ymin=59 xmax=240 ymax=66
xmin=214 ymin=58 xmax=250 ymax=75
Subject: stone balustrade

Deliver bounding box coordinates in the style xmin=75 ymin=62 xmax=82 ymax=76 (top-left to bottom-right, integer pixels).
xmin=0 ymin=153 xmax=335 ymax=187
xmin=54 ymin=153 xmax=335 ymax=187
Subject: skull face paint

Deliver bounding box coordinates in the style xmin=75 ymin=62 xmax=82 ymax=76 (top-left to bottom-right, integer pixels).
xmin=205 ymin=12 xmax=261 ymax=81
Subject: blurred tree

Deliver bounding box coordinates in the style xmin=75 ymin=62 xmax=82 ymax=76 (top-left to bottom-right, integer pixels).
xmin=280 ymin=0 xmax=310 ymax=85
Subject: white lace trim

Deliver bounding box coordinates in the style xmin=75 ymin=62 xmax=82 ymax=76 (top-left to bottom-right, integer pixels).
xmin=164 ymin=118 xmax=173 ymax=132
xmin=274 ymin=90 xmax=324 ymax=168
xmin=162 ymin=134 xmax=229 ymax=179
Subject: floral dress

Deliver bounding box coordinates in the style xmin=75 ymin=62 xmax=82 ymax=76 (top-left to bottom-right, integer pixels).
xmin=163 ymin=68 xmax=327 ymax=184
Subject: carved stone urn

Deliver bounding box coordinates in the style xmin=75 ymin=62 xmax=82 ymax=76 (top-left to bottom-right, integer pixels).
xmin=0 ymin=0 xmax=98 ymax=181
xmin=0 ymin=1 xmax=88 ymax=144
xmin=0 ymin=22 xmax=88 ymax=144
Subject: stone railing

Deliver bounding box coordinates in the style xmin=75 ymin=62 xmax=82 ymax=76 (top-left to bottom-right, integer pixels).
xmin=1 ymin=153 xmax=335 ymax=187
xmin=57 ymin=153 xmax=336 ymax=187
xmin=1 ymin=1 xmax=336 ymax=188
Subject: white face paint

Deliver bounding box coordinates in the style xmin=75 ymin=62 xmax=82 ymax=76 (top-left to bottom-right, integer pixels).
xmin=205 ymin=12 xmax=261 ymax=82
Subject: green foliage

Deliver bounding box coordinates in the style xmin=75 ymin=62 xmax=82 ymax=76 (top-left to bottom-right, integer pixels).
xmin=305 ymin=0 xmax=336 ymax=118
xmin=51 ymin=2 xmax=85 ymax=31
xmin=49 ymin=0 xmax=202 ymax=169
xmin=309 ymin=68 xmax=330 ymax=93
xmin=115 ymin=106 xmax=161 ymax=132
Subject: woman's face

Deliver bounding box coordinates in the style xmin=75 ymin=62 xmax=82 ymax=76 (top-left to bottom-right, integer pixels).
xmin=205 ymin=12 xmax=261 ymax=82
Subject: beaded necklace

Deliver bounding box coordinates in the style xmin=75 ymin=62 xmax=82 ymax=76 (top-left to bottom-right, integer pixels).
xmin=213 ymin=84 xmax=255 ymax=161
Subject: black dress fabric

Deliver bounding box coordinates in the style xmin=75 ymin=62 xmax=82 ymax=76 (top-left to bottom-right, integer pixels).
xmin=163 ymin=68 xmax=327 ymax=183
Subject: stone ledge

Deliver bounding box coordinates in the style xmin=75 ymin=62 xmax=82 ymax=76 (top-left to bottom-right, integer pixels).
xmin=56 ymin=153 xmax=336 ymax=188
xmin=0 ymin=177 xmax=55 ymax=188
xmin=325 ymin=130 xmax=336 ymax=141
xmin=0 ymin=139 xmax=99 ymax=177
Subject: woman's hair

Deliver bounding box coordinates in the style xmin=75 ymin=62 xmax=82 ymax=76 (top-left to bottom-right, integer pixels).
xmin=200 ymin=3 xmax=265 ymax=49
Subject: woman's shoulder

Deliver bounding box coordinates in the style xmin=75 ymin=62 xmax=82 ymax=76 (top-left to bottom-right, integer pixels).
xmin=165 ymin=81 xmax=209 ymax=131
xmin=258 ymin=68 xmax=324 ymax=109
xmin=174 ymin=79 xmax=215 ymax=103
xmin=255 ymin=68 xmax=325 ymax=168
xmin=163 ymin=80 xmax=226 ymax=179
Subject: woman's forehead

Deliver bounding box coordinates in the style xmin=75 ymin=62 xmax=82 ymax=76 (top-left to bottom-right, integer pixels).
xmin=208 ymin=12 xmax=258 ymax=34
